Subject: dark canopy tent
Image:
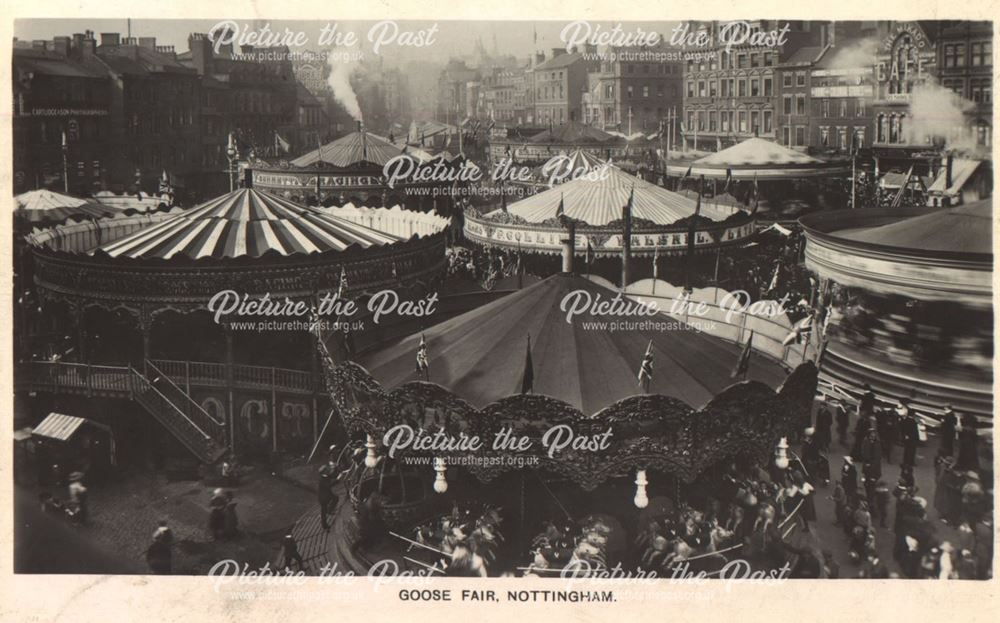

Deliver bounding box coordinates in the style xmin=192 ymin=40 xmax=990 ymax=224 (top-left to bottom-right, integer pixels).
xmin=359 ymin=273 xmax=787 ymax=413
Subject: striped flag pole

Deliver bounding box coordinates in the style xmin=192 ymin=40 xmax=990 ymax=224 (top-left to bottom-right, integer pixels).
xmin=637 ymin=339 xmax=654 ymax=393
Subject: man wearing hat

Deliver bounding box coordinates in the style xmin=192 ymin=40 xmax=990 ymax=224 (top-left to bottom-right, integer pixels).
xmin=841 ymin=456 xmax=858 ymax=503
xmin=898 ymin=400 xmax=919 ymax=468
xmin=939 ymin=405 xmax=958 ymax=458
xmin=68 ymin=471 xmax=88 ymax=524
xmin=801 ymin=428 xmax=825 ymax=485
xmin=815 ymin=404 xmax=833 ymax=452
xmin=318 ymin=446 xmax=339 ymax=530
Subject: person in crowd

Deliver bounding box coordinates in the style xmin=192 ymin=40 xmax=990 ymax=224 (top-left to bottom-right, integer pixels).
xmin=790 ymin=470 xmax=816 ymax=527
xmin=68 ymin=471 xmax=88 ymax=525
xmin=957 ymin=413 xmax=980 ymax=471
xmin=851 ymin=411 xmax=872 ymax=461
xmin=898 ymin=401 xmax=919 ymax=468
xmin=872 ymin=479 xmax=891 ymax=529
xmin=835 ymin=402 xmax=850 ymax=447
xmin=859 ymin=547 xmax=889 ymax=578
xmin=800 ymin=428 xmax=824 ymax=485
xmin=223 ymin=490 xmax=239 ymax=539
xmin=815 ymin=405 xmax=833 ymax=452
xmin=933 ymin=455 xmax=963 ymax=526
xmin=858 ymin=384 xmax=876 ymax=419
xmin=146 ymin=520 xmax=173 ymax=575
xmin=209 ymin=488 xmax=227 ymax=541
xmin=281 ymin=534 xmax=305 ymax=571
xmin=318 ymin=453 xmax=339 ymax=530
xmin=875 ymin=406 xmax=897 ymax=464
xmin=939 ymin=405 xmax=958 ymax=458
xmin=960 ymin=471 xmax=985 ymax=526
xmin=840 ymin=456 xmax=858 ymax=503
xmin=860 ymin=424 xmax=882 ymax=502
xmin=831 ymin=481 xmax=848 ymax=527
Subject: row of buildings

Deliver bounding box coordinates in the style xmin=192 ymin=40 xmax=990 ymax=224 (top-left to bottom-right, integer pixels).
xmin=12 ymin=30 xmax=339 ymax=199
xmin=680 ymin=20 xmax=992 ymax=157
xmin=439 ymin=20 xmax=991 ymax=160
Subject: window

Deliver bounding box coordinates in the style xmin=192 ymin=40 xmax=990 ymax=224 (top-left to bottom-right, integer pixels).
xmin=750 ymin=111 xmax=760 ymax=135
xmin=856 ymin=98 xmax=866 ymax=117
xmin=643 ymin=85 xmax=650 ymax=98
xmin=822 ymin=99 xmax=829 ymax=118
xmin=750 ymin=53 xmax=760 ymax=68
xmin=763 ymin=77 xmax=773 ymax=97
xmin=750 ymin=78 xmax=760 ymax=97
xmin=738 ymin=110 xmax=747 ymax=133
xmin=970 ymin=79 xmax=991 ymax=103
xmin=697 ymin=111 xmax=705 ymax=131
xmin=738 ymin=79 xmax=747 ymax=97
xmin=944 ymin=43 xmax=967 ymax=68
xmin=820 ymin=126 xmax=830 ymax=146
xmin=709 ymin=111 xmax=718 ymax=132
xmin=975 ymin=122 xmax=991 ymax=147
xmin=698 ymin=81 xmax=706 ymax=97
xmin=764 ymin=53 xmax=774 ymax=67
xmin=838 ymin=127 xmax=849 ymax=151
xmin=840 ymin=100 xmax=848 ymax=117
xmin=721 ymin=110 xmax=730 ymax=131
xmin=856 ymin=128 xmax=865 ymax=148
xmin=971 ymin=41 xmax=991 ymax=67
xmin=796 ymin=72 xmax=806 ymax=87
xmin=737 ymin=53 xmax=748 ymax=69
xmin=796 ymin=94 xmax=806 ymax=116
xmin=783 ymin=95 xmax=792 ymax=115
xmin=782 ymin=73 xmax=792 ymax=88
xmin=763 ymin=110 xmax=773 ymax=133
xmin=709 ymin=80 xmax=718 ymax=97
xmin=687 ymin=81 xmax=695 ymax=98
xmin=710 ymin=54 xmax=718 ymax=71
xmin=795 ymin=126 xmax=805 ymax=146
xmin=627 ymin=86 xmax=634 ymax=98
xmin=783 ymin=126 xmax=791 ymax=146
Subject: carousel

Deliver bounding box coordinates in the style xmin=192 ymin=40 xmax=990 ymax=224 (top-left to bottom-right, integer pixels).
xmin=310 ymin=250 xmax=819 ymax=577
xmin=488 ymin=120 xmax=656 ymax=173
xmin=464 ymin=160 xmax=755 ymax=265
xmin=250 ymin=124 xmax=461 ymax=212
xmin=800 ymin=200 xmax=993 ymax=422
xmin=664 ymin=138 xmax=852 ymax=214
xmin=18 ymin=170 xmax=449 ymax=463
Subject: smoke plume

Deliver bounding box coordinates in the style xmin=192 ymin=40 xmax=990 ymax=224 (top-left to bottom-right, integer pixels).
xmin=827 ymin=38 xmax=878 ymax=70
xmin=327 ymin=55 xmax=364 ymax=121
xmin=906 ymin=80 xmax=976 ymax=152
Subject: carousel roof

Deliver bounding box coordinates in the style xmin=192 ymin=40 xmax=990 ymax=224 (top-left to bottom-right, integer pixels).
xmin=693 ymin=138 xmax=823 ymax=167
xmin=291 ymin=130 xmax=404 ymax=168
xmin=529 ymin=120 xmax=618 ymax=144
xmin=840 ymin=200 xmax=992 ymax=256
xmin=96 ymin=187 xmax=402 ymax=260
xmin=496 ymin=163 xmax=734 ymax=225
xmin=359 ymin=273 xmax=788 ymax=413
xmin=14 ymin=189 xmax=119 ymax=223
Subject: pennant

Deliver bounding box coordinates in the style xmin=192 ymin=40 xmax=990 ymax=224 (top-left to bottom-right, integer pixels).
xmin=723 ymin=167 xmax=733 ymax=193
xmin=652 ymin=241 xmax=659 ymax=280
xmin=767 ymin=261 xmax=780 ymax=293
xmin=337 ymin=266 xmax=349 ymax=300
xmin=556 ymin=192 xmax=565 ymax=217
xmin=683 ymin=166 xmax=692 ymax=179
xmin=637 ymin=339 xmax=654 ymax=387
xmin=275 ymin=132 xmax=290 ymax=154
xmin=732 ymin=331 xmax=754 ymax=378
xmin=520 ymin=335 xmax=534 ymax=394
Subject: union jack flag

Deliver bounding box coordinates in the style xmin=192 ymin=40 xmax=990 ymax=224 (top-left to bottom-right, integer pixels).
xmin=638 ymin=340 xmax=654 ymax=387
xmin=416 ymin=333 xmax=429 ymax=373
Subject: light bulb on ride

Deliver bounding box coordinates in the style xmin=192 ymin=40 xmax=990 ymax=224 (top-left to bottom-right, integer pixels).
xmin=633 ymin=469 xmax=649 ymax=509
xmin=433 ymin=457 xmax=448 ymax=494
xmin=775 ymin=437 xmax=790 ymax=470
xmin=364 ymin=434 xmax=378 ymax=468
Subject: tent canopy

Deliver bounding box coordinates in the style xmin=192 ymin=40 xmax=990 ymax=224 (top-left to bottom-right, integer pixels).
xmin=32 ymin=412 xmax=87 ymax=441
xmin=14 ymin=189 xmax=118 ymax=224
xmin=96 ymin=188 xmax=402 ymax=260
xmin=841 ymin=200 xmax=992 ymax=256
xmin=494 ymin=163 xmax=733 ymax=226
xmin=529 ymin=120 xmax=618 ymax=144
xmin=291 ymin=130 xmax=405 ymax=168
xmin=359 ymin=273 xmax=787 ymax=413
xmin=694 ymin=138 xmax=823 ymax=167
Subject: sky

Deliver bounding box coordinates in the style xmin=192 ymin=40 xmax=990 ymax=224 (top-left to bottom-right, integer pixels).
xmin=14 ymin=18 xmax=681 ymax=65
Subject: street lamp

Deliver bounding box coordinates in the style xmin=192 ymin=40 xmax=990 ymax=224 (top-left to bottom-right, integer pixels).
xmin=226 ymin=133 xmax=239 ymax=192
xmin=364 ymin=434 xmax=378 ymax=469
xmin=774 ymin=437 xmax=790 ymax=470
xmin=432 ymin=457 xmax=448 ymax=494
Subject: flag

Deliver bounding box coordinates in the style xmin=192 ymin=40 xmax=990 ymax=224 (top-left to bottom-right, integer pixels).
xmin=337 ymin=266 xmax=349 ymax=299
xmin=637 ymin=339 xmax=654 ymax=387
xmin=556 ymin=192 xmax=565 ymax=217
xmin=723 ymin=167 xmax=733 ymax=193
xmin=891 ymin=164 xmax=914 ymax=208
xmin=158 ymin=170 xmax=171 ymax=196
xmin=683 ymin=166 xmax=692 ymax=179
xmin=415 ymin=333 xmax=429 ymax=373
xmin=621 ymin=185 xmax=634 ymax=287
xmin=750 ymin=172 xmax=760 ymax=215
xmin=767 ymin=261 xmax=780 ymax=293
xmin=652 ymin=242 xmax=659 ymax=280
xmin=686 ymin=177 xmax=702 ymax=260
xmin=732 ymin=331 xmax=754 ymax=378
xmin=275 ymin=132 xmax=290 ymax=154
xmin=520 ymin=335 xmax=534 ymax=394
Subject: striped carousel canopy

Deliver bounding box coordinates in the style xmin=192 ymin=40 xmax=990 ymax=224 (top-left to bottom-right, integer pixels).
xmin=291 ymin=130 xmax=405 ymax=168
xmin=694 ymin=137 xmax=823 ymax=167
xmin=497 ymin=163 xmax=733 ymax=226
xmin=96 ymin=188 xmax=403 ymax=260
xmin=14 ymin=189 xmax=118 ymax=224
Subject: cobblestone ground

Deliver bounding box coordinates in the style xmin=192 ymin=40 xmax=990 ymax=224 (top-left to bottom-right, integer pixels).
xmin=21 ymin=465 xmax=315 ymax=575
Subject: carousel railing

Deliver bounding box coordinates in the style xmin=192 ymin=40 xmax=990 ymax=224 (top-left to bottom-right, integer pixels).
xmin=145 ymin=360 xmax=226 ymax=442
xmin=149 ymin=358 xmax=315 ymax=394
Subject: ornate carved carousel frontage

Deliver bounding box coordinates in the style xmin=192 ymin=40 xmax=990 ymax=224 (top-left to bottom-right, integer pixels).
xmin=16 ymin=171 xmax=448 ymax=467
xmin=801 ymin=200 xmax=993 ymax=424
xmin=249 ymin=124 xmax=463 ymax=213
xmin=302 ymin=264 xmax=820 ymax=578
xmin=463 ymin=159 xmax=756 ymax=285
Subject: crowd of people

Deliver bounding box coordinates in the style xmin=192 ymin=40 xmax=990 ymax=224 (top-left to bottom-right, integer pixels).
xmin=808 ymin=387 xmax=993 ymax=579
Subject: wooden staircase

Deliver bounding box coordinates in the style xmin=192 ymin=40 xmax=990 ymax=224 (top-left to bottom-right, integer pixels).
xmin=130 ymin=362 xmax=227 ymax=464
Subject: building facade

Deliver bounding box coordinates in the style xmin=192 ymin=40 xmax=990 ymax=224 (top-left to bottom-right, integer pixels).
xmin=583 ymin=45 xmax=683 ymax=134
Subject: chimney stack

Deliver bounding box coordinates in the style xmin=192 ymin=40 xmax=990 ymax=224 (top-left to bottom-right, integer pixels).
xmin=946 ymin=154 xmax=954 ymax=189
xmin=138 ymin=36 xmax=156 ymax=49
xmin=101 ymin=32 xmax=120 ymax=47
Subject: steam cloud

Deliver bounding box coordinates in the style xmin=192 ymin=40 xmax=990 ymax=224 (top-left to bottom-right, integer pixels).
xmin=906 ymin=80 xmax=977 ymax=152
xmin=327 ymin=54 xmax=364 ymax=122
xmin=827 ymin=38 xmax=878 ymax=70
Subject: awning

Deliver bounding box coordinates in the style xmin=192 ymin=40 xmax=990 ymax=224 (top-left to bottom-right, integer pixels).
xmin=32 ymin=412 xmax=87 ymax=441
